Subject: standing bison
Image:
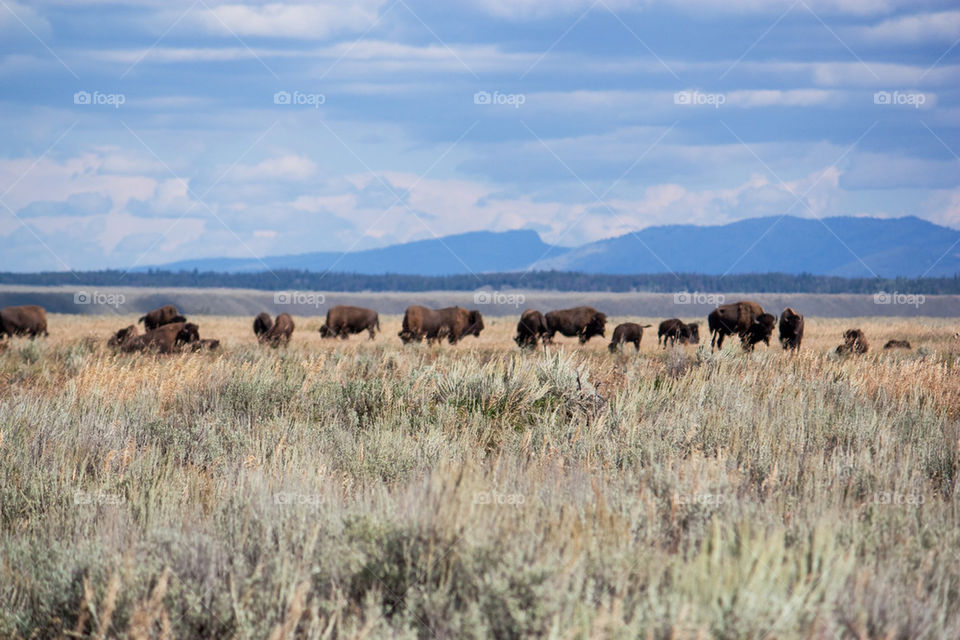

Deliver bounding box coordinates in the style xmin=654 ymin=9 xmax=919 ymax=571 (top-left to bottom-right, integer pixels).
xmin=0 ymin=305 xmax=48 ymax=338
xmin=319 ymin=305 xmax=380 ymax=340
xmin=779 ymin=308 xmax=804 ymax=351
xmin=608 ymin=322 xmax=651 ymax=353
xmin=514 ymin=309 xmax=548 ymax=349
xmin=253 ymin=312 xmax=273 ymax=339
xmin=544 ymin=307 xmax=607 ymax=344
xmin=741 ymin=313 xmax=777 ymax=351
xmin=139 ymin=305 xmax=186 ymax=331
xmin=260 ymin=313 xmax=295 ymax=347
xmin=836 ymin=329 xmax=869 ymax=355
xmin=398 ymin=306 xmax=484 ymax=344
xmin=708 ymin=301 xmax=765 ymax=350
xmin=657 ymin=319 xmax=699 ymax=348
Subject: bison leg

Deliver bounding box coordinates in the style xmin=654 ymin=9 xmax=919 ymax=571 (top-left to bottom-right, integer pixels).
xmin=633 ymin=339 xmax=640 ymax=352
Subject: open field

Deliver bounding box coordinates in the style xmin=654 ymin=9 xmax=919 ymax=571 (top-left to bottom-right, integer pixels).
xmin=2 ymin=314 xmax=960 ymax=638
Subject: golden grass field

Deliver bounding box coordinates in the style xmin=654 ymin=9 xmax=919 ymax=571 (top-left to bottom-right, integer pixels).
xmin=2 ymin=312 xmax=959 ymax=638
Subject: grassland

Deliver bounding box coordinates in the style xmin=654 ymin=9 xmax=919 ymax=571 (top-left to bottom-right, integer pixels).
xmin=1 ymin=313 xmax=959 ymax=638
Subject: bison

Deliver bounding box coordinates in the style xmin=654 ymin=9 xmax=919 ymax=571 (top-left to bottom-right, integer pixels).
xmin=741 ymin=313 xmax=777 ymax=351
xmin=883 ymin=339 xmax=912 ymax=350
xmin=658 ymin=318 xmax=699 ymax=348
xmin=253 ymin=312 xmax=273 ymax=339
xmin=108 ymin=324 xmax=139 ymax=348
xmin=544 ymin=306 xmax=607 ymax=344
xmin=0 ymin=305 xmax=48 ymax=338
xmin=778 ymin=308 xmax=804 ymax=351
xmin=608 ymin=322 xmax=651 ymax=353
xmin=120 ymin=322 xmax=199 ymax=354
xmin=139 ymin=305 xmax=186 ymax=331
xmin=708 ymin=301 xmax=765 ymax=350
xmin=836 ymin=329 xmax=869 ymax=355
xmin=398 ymin=306 xmax=484 ymax=345
xmin=514 ymin=309 xmax=548 ymax=349
xmin=191 ymin=338 xmax=221 ymax=351
xmin=260 ymin=313 xmax=295 ymax=347
xmin=319 ymin=305 xmax=380 ymax=340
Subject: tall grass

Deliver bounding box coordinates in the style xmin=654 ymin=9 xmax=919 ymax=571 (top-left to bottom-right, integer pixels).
xmin=1 ymin=315 xmax=958 ymax=638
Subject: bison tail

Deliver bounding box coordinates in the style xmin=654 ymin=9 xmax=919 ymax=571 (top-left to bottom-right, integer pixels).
xmin=640 ymin=324 xmax=652 ymax=328
xmin=138 ymin=315 xmax=146 ymax=324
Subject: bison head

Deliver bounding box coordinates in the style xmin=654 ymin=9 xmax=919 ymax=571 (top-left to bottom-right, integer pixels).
xmin=683 ymin=322 xmax=700 ymax=344
xmin=318 ymin=324 xmax=331 ymax=337
xmin=581 ymin=312 xmax=606 ymax=343
xmin=467 ymin=310 xmax=484 ymax=337
xmin=176 ymin=323 xmax=200 ymax=346
xmin=108 ymin=325 xmax=138 ymax=347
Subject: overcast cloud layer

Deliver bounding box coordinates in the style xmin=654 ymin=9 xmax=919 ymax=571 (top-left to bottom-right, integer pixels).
xmin=0 ymin=0 xmax=957 ymax=272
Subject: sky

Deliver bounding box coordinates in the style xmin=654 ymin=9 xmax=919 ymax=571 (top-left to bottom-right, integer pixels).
xmin=0 ymin=0 xmax=957 ymax=272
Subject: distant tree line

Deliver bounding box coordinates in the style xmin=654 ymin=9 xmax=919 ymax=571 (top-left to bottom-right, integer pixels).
xmin=1 ymin=269 xmax=958 ymax=294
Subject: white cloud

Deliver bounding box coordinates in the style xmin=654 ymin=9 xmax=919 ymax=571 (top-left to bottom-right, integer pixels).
xmin=194 ymin=1 xmax=386 ymax=39
xmin=858 ymin=10 xmax=960 ymax=42
xmin=231 ymin=154 xmax=316 ymax=182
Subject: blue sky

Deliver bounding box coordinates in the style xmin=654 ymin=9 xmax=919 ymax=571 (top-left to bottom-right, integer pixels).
xmin=0 ymin=0 xmax=957 ymax=271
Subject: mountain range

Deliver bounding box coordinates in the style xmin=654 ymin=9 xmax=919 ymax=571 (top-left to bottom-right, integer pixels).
xmin=150 ymin=216 xmax=960 ymax=278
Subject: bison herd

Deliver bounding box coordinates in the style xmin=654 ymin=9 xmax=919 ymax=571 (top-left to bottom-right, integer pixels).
xmin=0 ymin=300 xmax=925 ymax=357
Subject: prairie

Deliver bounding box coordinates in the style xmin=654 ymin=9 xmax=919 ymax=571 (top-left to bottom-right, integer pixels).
xmin=1 ymin=313 xmax=959 ymax=638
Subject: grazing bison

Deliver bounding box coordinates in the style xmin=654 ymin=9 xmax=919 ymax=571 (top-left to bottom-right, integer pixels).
xmin=108 ymin=325 xmax=139 ymax=348
xmin=514 ymin=309 xmax=548 ymax=349
xmin=608 ymin=322 xmax=651 ymax=353
xmin=253 ymin=312 xmax=273 ymax=338
xmin=741 ymin=313 xmax=777 ymax=351
xmin=883 ymin=339 xmax=911 ymax=350
xmin=139 ymin=305 xmax=185 ymax=331
xmin=319 ymin=305 xmax=380 ymax=340
xmin=836 ymin=329 xmax=869 ymax=355
xmin=261 ymin=313 xmax=295 ymax=347
xmin=399 ymin=306 xmax=484 ymax=344
xmin=708 ymin=301 xmax=765 ymax=350
xmin=120 ymin=322 xmax=199 ymax=354
xmin=0 ymin=305 xmax=48 ymax=338
xmin=658 ymin=319 xmax=699 ymax=347
xmin=544 ymin=306 xmax=607 ymax=344
xmin=779 ymin=308 xmax=805 ymax=351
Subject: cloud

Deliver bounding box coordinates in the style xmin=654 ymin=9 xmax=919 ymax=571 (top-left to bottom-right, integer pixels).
xmin=231 ymin=154 xmax=317 ymax=182
xmin=193 ymin=1 xmax=386 ymax=39
xmin=857 ymin=10 xmax=960 ymax=42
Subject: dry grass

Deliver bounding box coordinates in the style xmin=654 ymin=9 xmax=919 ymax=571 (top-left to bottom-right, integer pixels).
xmin=1 ymin=313 xmax=959 ymax=638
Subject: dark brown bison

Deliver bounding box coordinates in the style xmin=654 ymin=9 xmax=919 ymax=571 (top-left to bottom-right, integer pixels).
xmin=398 ymin=306 xmax=484 ymax=345
xmin=139 ymin=305 xmax=186 ymax=331
xmin=658 ymin=318 xmax=699 ymax=347
xmin=191 ymin=338 xmax=221 ymax=351
xmin=708 ymin=301 xmax=765 ymax=350
xmin=514 ymin=309 xmax=548 ymax=349
xmin=0 ymin=305 xmax=48 ymax=338
xmin=883 ymin=339 xmax=911 ymax=350
xmin=608 ymin=322 xmax=651 ymax=353
xmin=544 ymin=306 xmax=607 ymax=344
xmin=741 ymin=313 xmax=777 ymax=351
xmin=120 ymin=322 xmax=199 ymax=354
xmin=836 ymin=329 xmax=869 ymax=355
xmin=108 ymin=324 xmax=139 ymax=348
xmin=319 ymin=305 xmax=380 ymax=340
xmin=779 ymin=308 xmax=804 ymax=351
xmin=261 ymin=313 xmax=295 ymax=347
xmin=253 ymin=312 xmax=273 ymax=338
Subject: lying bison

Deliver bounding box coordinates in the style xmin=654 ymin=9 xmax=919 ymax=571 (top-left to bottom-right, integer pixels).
xmin=544 ymin=306 xmax=606 ymax=344
xmin=118 ymin=322 xmax=200 ymax=354
xmin=0 ymin=305 xmax=48 ymax=338
xmin=657 ymin=318 xmax=699 ymax=348
xmin=319 ymin=305 xmax=379 ymax=340
xmin=514 ymin=309 xmax=548 ymax=349
xmin=741 ymin=313 xmax=777 ymax=351
xmin=253 ymin=312 xmax=273 ymax=339
xmin=884 ymin=339 xmax=912 ymax=350
xmin=139 ymin=305 xmax=186 ymax=331
xmin=708 ymin=301 xmax=765 ymax=350
xmin=260 ymin=313 xmax=295 ymax=347
xmin=836 ymin=329 xmax=869 ymax=355
xmin=608 ymin=322 xmax=651 ymax=353
xmin=399 ymin=306 xmax=484 ymax=344
xmin=108 ymin=325 xmax=139 ymax=348
xmin=779 ymin=308 xmax=804 ymax=351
